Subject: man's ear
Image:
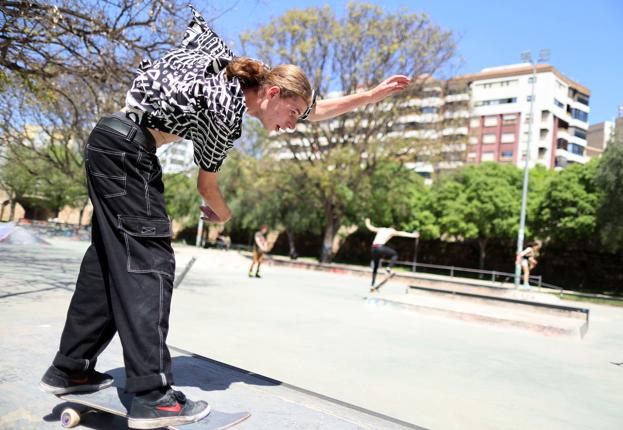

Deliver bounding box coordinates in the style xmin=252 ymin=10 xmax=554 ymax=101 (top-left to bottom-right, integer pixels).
xmin=267 ymin=86 xmax=281 ymax=99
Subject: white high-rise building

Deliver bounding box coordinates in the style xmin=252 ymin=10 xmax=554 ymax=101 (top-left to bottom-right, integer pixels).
xmin=157 ymin=139 xmax=195 ymax=174
xmin=464 ymin=63 xmax=590 ymax=169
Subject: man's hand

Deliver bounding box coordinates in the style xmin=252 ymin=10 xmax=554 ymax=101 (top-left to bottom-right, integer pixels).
xmin=367 ymin=75 xmax=411 ymax=104
xmin=197 ymin=170 xmax=231 ymax=223
xmin=200 ymin=205 xmax=222 ymax=223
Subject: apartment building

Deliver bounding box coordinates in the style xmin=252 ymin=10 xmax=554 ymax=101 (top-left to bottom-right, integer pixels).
xmin=587 ymin=116 xmax=623 ymax=158
xmin=464 ymin=63 xmax=590 ymax=169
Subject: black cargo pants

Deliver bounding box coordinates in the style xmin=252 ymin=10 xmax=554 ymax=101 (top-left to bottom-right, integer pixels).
xmin=52 ymin=113 xmax=176 ymax=393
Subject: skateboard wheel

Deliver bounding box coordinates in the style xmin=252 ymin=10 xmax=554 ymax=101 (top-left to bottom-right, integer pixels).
xmin=60 ymin=407 xmax=81 ymax=428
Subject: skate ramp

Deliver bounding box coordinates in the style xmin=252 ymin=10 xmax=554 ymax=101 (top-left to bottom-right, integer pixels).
xmin=0 ymin=222 xmax=49 ymax=245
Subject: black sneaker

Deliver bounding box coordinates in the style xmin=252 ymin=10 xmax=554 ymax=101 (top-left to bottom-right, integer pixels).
xmin=128 ymin=389 xmax=210 ymax=429
xmin=254 ymin=273 xmax=261 ymax=278
xmin=39 ymin=365 xmax=113 ymax=395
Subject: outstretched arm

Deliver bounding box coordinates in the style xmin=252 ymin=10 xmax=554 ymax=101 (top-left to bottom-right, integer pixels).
xmin=307 ymin=75 xmax=411 ymax=122
xmin=364 ymin=218 xmax=379 ymax=233
xmin=396 ymin=230 xmax=420 ymax=239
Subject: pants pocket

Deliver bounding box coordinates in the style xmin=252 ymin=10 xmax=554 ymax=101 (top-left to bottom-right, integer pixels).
xmin=86 ymin=144 xmax=127 ymax=198
xmin=117 ymin=215 xmax=175 ymax=278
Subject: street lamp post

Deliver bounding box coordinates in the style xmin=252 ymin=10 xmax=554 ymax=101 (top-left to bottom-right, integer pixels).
xmin=514 ymin=49 xmax=550 ymax=288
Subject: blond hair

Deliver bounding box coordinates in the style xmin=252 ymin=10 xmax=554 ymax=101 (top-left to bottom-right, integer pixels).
xmin=226 ymin=57 xmax=313 ymax=105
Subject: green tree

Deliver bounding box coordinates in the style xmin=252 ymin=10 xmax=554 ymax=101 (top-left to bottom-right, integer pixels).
xmin=220 ymin=149 xmax=324 ymax=257
xmin=163 ymin=171 xmax=199 ymax=229
xmin=535 ymin=160 xmax=600 ymax=244
xmin=0 ymin=150 xmax=34 ymax=221
xmin=431 ymin=163 xmax=520 ymax=269
xmin=524 ymin=164 xmax=554 ymax=240
xmin=594 ymin=134 xmax=623 ymax=251
xmin=241 ymin=2 xmax=457 ymax=261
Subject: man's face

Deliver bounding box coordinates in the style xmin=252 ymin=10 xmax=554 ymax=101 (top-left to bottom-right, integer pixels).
xmin=258 ymin=87 xmax=307 ymax=132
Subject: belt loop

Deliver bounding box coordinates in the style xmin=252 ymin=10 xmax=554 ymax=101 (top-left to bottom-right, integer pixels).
xmin=126 ymin=127 xmax=137 ymax=142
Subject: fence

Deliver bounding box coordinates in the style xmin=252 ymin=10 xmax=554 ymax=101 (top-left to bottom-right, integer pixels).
xmin=384 ymin=259 xmax=566 ymax=292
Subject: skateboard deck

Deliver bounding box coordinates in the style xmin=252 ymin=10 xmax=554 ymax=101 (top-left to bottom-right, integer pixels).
xmin=57 ymin=387 xmax=250 ymax=429
xmin=370 ymin=272 xmax=395 ymax=292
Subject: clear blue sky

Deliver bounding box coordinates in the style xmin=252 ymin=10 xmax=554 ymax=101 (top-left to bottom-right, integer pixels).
xmin=206 ymin=0 xmax=622 ymax=125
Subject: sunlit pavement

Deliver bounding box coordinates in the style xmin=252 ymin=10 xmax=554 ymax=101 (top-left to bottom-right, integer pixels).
xmin=1 ymin=237 xmax=623 ymax=429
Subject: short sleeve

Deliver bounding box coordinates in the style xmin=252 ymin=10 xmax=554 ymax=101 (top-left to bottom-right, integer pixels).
xmin=181 ymin=4 xmax=235 ymax=64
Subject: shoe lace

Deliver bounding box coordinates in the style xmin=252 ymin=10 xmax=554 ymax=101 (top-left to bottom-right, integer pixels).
xmin=170 ymin=389 xmax=187 ymax=404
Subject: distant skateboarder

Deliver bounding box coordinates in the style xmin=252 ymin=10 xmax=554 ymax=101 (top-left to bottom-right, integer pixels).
xmin=365 ymin=218 xmax=419 ymax=289
xmin=516 ymin=240 xmax=542 ymax=288
xmin=249 ymin=225 xmax=269 ymax=278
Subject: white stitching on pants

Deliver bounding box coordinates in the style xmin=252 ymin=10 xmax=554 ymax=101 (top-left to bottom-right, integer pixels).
xmin=158 ymin=273 xmax=164 ymax=375
xmin=135 ymin=151 xmax=152 ymax=216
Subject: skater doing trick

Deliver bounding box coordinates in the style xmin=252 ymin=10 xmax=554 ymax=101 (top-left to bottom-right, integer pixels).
xmin=365 ymin=218 xmax=419 ymax=289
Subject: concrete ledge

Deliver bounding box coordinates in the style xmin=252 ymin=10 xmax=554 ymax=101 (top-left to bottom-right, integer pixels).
xmin=408 ymin=285 xmax=590 ymax=320
xmin=364 ymin=296 xmax=588 ymax=339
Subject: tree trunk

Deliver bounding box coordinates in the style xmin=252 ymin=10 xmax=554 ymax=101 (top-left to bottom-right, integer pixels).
xmin=9 ymin=200 xmax=16 ymax=221
xmin=78 ymin=202 xmax=87 ymax=229
xmin=320 ymin=202 xmax=340 ymax=263
xmin=478 ymin=237 xmax=488 ymax=271
xmin=286 ymin=229 xmax=298 ymax=259
xmin=78 ymin=199 xmax=89 ymax=229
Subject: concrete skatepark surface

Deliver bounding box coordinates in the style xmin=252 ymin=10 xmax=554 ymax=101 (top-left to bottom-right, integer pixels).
xmin=1 ymin=237 xmax=623 ymax=429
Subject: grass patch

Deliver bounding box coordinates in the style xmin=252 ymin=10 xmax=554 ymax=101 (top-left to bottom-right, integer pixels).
xmin=559 ymin=294 xmax=623 ymax=308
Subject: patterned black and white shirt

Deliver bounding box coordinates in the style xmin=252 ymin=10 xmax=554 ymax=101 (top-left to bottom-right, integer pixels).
xmin=125 ymin=5 xmax=246 ymax=172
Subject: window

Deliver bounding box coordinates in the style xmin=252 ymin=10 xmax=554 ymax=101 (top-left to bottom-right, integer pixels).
xmin=481 ymin=152 xmax=495 ymax=161
xmin=538 ymin=147 xmax=547 ymax=160
xmin=528 ymin=77 xmax=537 ymax=84
xmin=557 ymin=138 xmax=568 ymax=150
xmin=483 ymin=134 xmax=497 ymax=144
xmin=501 ymin=133 xmax=515 ymax=143
xmin=501 ymin=150 xmax=513 ymax=158
xmin=527 ymin=95 xmax=535 ymax=102
xmin=484 ymin=116 xmax=498 ymax=127
xmin=467 ymin=152 xmax=477 ymax=162
xmin=554 ymin=99 xmax=565 ymax=109
xmin=502 ymin=114 xmax=517 ymax=124
xmin=469 ymin=136 xmax=479 ymax=145
xmin=574 ymin=128 xmax=587 ymax=139
xmin=568 ymin=143 xmax=585 ymax=156
xmin=470 ymin=118 xmax=481 ymax=128
xmin=474 ymin=97 xmax=517 ymax=107
xmin=421 ymin=106 xmax=438 ymax=114
xmin=570 ymin=108 xmax=588 ymax=122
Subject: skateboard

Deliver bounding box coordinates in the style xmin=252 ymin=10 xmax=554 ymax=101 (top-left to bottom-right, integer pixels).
xmin=370 ymin=272 xmax=395 ymax=292
xmin=56 ymin=387 xmax=250 ymax=429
